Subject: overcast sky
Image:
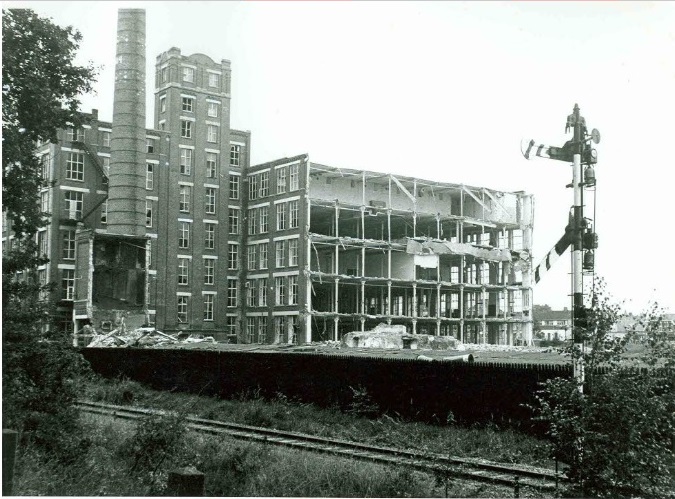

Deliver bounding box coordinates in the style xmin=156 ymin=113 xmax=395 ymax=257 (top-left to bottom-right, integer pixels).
xmin=6 ymin=1 xmax=675 ymax=314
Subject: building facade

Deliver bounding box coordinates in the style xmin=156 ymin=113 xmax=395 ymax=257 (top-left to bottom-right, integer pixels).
xmin=2 ymin=9 xmax=534 ymax=345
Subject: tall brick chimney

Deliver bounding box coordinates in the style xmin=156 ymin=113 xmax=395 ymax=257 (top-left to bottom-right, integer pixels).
xmin=107 ymin=8 xmax=146 ymax=236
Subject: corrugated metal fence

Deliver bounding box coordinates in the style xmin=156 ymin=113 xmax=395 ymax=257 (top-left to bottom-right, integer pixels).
xmin=81 ymin=348 xmax=577 ymax=429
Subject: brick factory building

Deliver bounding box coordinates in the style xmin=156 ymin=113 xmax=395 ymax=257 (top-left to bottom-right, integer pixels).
xmin=2 ymin=9 xmax=534 ymax=345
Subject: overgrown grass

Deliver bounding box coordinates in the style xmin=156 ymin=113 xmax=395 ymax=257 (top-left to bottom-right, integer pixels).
xmin=81 ymin=376 xmax=551 ymax=468
xmin=14 ymin=413 xmax=545 ymax=497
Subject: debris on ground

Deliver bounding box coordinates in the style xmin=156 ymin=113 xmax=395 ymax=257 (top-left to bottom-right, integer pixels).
xmin=341 ymin=323 xmax=462 ymax=351
xmin=87 ymin=328 xmax=215 ymax=348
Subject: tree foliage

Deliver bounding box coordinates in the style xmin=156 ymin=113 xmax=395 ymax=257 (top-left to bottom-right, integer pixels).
xmin=2 ymin=8 xmax=97 ymax=452
xmin=2 ymin=8 xmax=97 ymax=236
xmin=534 ymin=280 xmax=675 ymax=498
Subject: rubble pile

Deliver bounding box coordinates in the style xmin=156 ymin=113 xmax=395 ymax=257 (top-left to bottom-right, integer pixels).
xmin=87 ymin=327 xmax=216 ymax=348
xmin=462 ymin=343 xmax=555 ymax=353
xmin=341 ymin=323 xmax=462 ymax=351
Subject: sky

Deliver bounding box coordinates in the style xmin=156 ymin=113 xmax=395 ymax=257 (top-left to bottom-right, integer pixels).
xmin=4 ymin=1 xmax=675 ymax=314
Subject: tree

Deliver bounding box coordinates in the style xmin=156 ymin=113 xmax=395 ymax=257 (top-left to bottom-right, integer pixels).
xmin=2 ymin=8 xmax=98 ymax=457
xmin=533 ymin=280 xmax=675 ymax=498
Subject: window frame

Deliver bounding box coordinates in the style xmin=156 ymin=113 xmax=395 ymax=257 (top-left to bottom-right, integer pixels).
xmin=180 ymin=148 xmax=192 ymax=175
xmin=203 ymin=294 xmax=214 ymax=321
xmin=179 ymin=184 xmax=191 ymax=213
xmin=204 ymin=258 xmax=215 ymax=285
xmin=178 ymin=221 xmax=191 ymax=249
xmin=66 ymin=152 xmax=84 ymax=181
xmin=178 ymin=257 xmax=189 ymax=286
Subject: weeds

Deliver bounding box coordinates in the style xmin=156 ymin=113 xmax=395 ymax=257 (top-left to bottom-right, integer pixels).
xmin=87 ymin=376 xmax=142 ymax=405
xmin=116 ymin=411 xmax=188 ymax=494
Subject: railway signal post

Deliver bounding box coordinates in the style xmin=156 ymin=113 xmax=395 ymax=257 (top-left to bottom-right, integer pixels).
xmin=522 ymin=103 xmax=600 ymax=392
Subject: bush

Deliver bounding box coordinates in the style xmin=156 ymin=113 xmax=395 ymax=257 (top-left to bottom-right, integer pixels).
xmin=87 ymin=376 xmax=142 ymax=405
xmin=3 ymin=339 xmax=92 ymax=463
xmin=534 ymin=285 xmax=675 ymax=498
xmin=117 ymin=411 xmax=187 ymax=494
xmin=346 ymin=385 xmax=380 ymax=418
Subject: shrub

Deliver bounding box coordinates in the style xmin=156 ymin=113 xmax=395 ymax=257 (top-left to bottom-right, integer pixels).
xmin=87 ymin=377 xmax=142 ymax=405
xmin=117 ymin=411 xmax=187 ymax=493
xmin=534 ymin=283 xmax=675 ymax=498
xmin=346 ymin=385 xmax=380 ymax=418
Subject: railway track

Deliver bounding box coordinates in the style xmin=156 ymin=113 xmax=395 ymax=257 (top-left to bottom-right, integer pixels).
xmin=77 ymin=400 xmax=563 ymax=493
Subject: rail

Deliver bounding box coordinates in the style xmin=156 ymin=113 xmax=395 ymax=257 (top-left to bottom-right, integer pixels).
xmin=77 ymin=400 xmax=564 ymax=493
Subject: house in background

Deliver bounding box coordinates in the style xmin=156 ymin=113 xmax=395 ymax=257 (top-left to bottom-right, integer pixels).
xmin=533 ymin=306 xmax=572 ymax=341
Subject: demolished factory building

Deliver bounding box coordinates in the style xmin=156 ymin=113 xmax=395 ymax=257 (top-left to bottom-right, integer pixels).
xmin=1 ymin=9 xmax=534 ymax=346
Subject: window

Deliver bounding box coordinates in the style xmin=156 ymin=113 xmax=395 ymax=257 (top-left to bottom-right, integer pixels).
xmin=259 ymin=278 xmax=268 ymax=307
xmin=146 ymin=138 xmax=155 ymax=153
xmin=182 ymin=66 xmax=194 ymax=82
xmin=161 ymin=66 xmax=168 ymax=83
xmin=146 ymin=163 xmax=154 ymax=190
xmin=37 ymin=231 xmax=48 ymax=258
xmin=290 ymin=163 xmax=299 ymax=191
xmin=227 ymin=279 xmax=237 ymax=307
xmin=289 ymin=239 xmax=299 ymax=266
xmin=258 ymin=316 xmax=267 ymax=343
xmin=276 ymin=203 xmax=286 ymax=230
xmin=276 ymin=168 xmax=287 ymax=194
xmin=39 ymin=154 xmax=50 ymax=182
xmin=228 ymin=243 xmax=238 ymax=270
xmin=204 ymin=258 xmax=215 ymax=285
xmin=204 ymin=222 xmax=216 ymax=249
xmin=207 ymin=102 xmax=218 ymax=118
xmin=259 ymin=172 xmax=269 ymax=197
xmin=182 ymin=96 xmax=194 ymax=112
xmin=275 ymin=276 xmax=286 ymax=305
xmin=227 ymin=316 xmax=236 ymax=336
xmin=204 ymin=294 xmax=214 ymax=321
xmin=180 ymin=148 xmax=192 ymax=175
xmin=230 ymin=144 xmax=241 ymax=167
xmin=64 ymin=191 xmax=83 ymax=220
xmin=246 ymin=317 xmax=256 ymax=343
xmin=275 ymin=317 xmax=285 ymax=343
xmin=102 ymin=131 xmax=111 ymax=147
xmin=101 ymin=199 xmax=108 ymax=224
xmin=248 ymin=175 xmax=258 ymax=200
xmin=247 ymin=244 xmax=257 ymax=270
xmin=207 ymin=125 xmax=218 ymax=143
xmin=67 ymin=127 xmax=84 ymax=142
xmin=259 ymin=206 xmax=268 ymax=233
xmin=40 ymin=191 xmax=50 ymax=214
xmin=289 ymin=200 xmax=299 ymax=228
xmin=178 ymin=296 xmax=189 ymax=323
xmin=159 ymin=95 xmax=166 ymax=113
xmin=208 ymin=72 xmax=220 ymax=88
xmin=181 ymin=120 xmax=192 ymax=139
xmin=275 ymin=241 xmax=285 ymax=268
xmin=205 ymin=188 xmax=216 ymax=215
xmin=259 ymin=243 xmax=268 ymax=269
xmin=228 ymin=208 xmax=239 ymax=234
xmin=146 ymin=200 xmax=152 ymax=227
xmin=38 ymin=269 xmax=48 ymax=301
xmin=178 ymin=258 xmax=189 ymax=285
xmin=206 ymin=153 xmax=217 ymax=178
xmin=289 ymin=275 xmax=298 ymax=305
xmin=248 ymin=208 xmax=257 ymax=236
xmin=247 ymin=280 xmax=257 ymax=307
xmin=66 ymin=152 xmax=84 ymax=181
xmin=179 ymin=221 xmax=190 ymax=249
xmin=102 ymin=156 xmax=110 ymax=174
xmin=62 ymin=269 xmax=75 ymax=300
xmin=179 ymin=185 xmax=191 ymax=212
xmin=229 ymin=175 xmax=239 ymax=199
